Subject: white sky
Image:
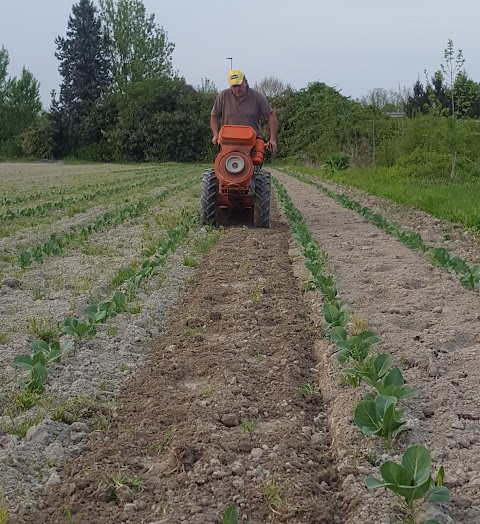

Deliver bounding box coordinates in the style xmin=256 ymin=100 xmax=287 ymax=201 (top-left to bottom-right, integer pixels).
xmin=1 ymin=0 xmax=478 ymax=107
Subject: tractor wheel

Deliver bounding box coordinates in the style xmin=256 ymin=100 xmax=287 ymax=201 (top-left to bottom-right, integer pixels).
xmin=253 ymin=170 xmax=271 ymax=228
xmin=201 ymin=168 xmax=218 ymax=226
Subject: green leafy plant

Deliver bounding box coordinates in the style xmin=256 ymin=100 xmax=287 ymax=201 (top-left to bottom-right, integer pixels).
xmin=330 ymin=326 xmax=380 ymax=363
xmin=354 ymin=394 xmax=407 ymax=447
xmin=322 ymin=304 xmax=349 ymax=331
xmin=365 ymin=445 xmax=449 ymax=512
xmin=324 ymin=152 xmax=350 ymax=172
xmin=62 ymin=316 xmax=96 ymax=338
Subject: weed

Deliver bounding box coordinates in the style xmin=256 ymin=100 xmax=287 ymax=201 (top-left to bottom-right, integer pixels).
xmin=298 ymin=383 xmax=316 ymax=399
xmin=350 ymin=314 xmax=369 ymax=333
xmin=108 ymin=472 xmax=144 ymax=494
xmin=300 ymin=279 xmax=317 ymax=293
xmin=3 ymin=413 xmax=45 ymax=438
xmin=241 ymin=420 xmax=258 ymax=433
xmin=222 ymin=504 xmax=238 ymax=524
xmin=263 ymin=478 xmax=286 ymax=513
xmin=147 ymin=429 xmax=175 ymax=455
xmin=0 ymin=491 xmax=10 ymax=524
xmin=252 ymin=279 xmax=266 ymax=302
xmin=33 ymin=289 xmax=43 ymax=301
xmin=194 ymin=229 xmax=221 ymax=254
xmin=127 ymin=302 xmax=142 ymax=315
xmin=253 ymin=346 xmax=266 ymax=360
xmin=0 ymin=332 xmax=7 ymax=344
xmin=183 ymin=255 xmax=198 ymax=268
xmin=63 ymin=505 xmax=75 ymax=523
xmin=11 ymin=389 xmax=41 ymax=414
xmin=26 ymin=316 xmax=60 ymax=344
xmin=119 ymin=362 xmax=128 ymax=372
xmin=99 ymin=379 xmax=107 ymax=391
xmin=302 ymin=320 xmax=312 ymax=332
xmin=106 ymin=325 xmax=118 ymax=337
xmin=187 ymin=326 xmax=206 ymax=336
xmin=200 ymin=387 xmax=216 ymax=397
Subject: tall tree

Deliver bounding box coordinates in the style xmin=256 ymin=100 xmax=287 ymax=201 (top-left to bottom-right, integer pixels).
xmin=54 ymin=0 xmax=111 ymax=152
xmin=99 ymin=0 xmax=175 ymax=92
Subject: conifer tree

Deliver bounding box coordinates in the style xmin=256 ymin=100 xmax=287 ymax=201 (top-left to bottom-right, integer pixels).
xmin=54 ymin=0 xmax=111 ymax=152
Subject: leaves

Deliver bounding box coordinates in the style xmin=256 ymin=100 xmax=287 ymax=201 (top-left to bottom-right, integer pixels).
xmin=366 ymin=445 xmax=449 ymax=510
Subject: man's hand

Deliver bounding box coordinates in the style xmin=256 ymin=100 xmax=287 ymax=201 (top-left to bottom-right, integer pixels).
xmin=212 ymin=134 xmax=219 ymax=145
xmin=267 ymin=139 xmax=277 ymax=157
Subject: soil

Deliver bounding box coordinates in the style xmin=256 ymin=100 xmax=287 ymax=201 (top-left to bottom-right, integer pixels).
xmin=6 ymin=169 xmax=480 ymax=523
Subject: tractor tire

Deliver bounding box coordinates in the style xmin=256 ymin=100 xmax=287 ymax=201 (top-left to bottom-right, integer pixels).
xmin=253 ymin=170 xmax=271 ymax=228
xmin=201 ymin=168 xmax=218 ymax=226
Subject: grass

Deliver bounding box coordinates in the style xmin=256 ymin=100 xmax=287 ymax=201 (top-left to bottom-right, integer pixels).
xmin=0 ymin=492 xmax=9 ymax=524
xmin=0 ymin=332 xmax=7 ymax=344
xmin=200 ymin=387 xmax=216 ymax=397
xmin=182 ymin=255 xmax=198 ymax=268
xmin=107 ymin=472 xmax=144 ymax=494
xmin=298 ymin=382 xmax=316 ymax=399
xmin=147 ymin=429 xmax=175 ymax=455
xmin=241 ymin=420 xmax=258 ymax=433
xmin=263 ymin=478 xmax=286 ymax=513
xmin=25 ymin=316 xmax=60 ymax=344
xmin=2 ymin=413 xmax=45 ymax=438
xmin=289 ymin=164 xmax=480 ymax=230
xmin=187 ymin=326 xmax=206 ymax=336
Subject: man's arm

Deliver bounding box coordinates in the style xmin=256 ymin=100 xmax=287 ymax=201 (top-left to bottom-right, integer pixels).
xmin=210 ymin=115 xmax=221 ymax=145
xmin=267 ymin=111 xmax=278 ymax=156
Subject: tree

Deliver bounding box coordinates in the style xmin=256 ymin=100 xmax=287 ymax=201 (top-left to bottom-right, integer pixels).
xmin=54 ymin=0 xmax=111 ymax=152
xmin=0 ymin=47 xmax=42 ymax=154
xmin=254 ymin=76 xmax=292 ymax=98
xmin=99 ymin=0 xmax=175 ymax=92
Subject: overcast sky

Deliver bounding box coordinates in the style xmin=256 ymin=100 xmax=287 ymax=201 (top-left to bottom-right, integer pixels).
xmin=1 ymin=0 xmax=478 ymax=107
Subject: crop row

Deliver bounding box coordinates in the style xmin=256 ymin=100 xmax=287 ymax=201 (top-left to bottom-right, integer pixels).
xmin=274 ymin=178 xmax=449 ymax=523
xmin=0 ymin=165 xmax=163 ymax=208
xmin=17 ymin=177 xmax=198 ymax=269
xmin=280 ymin=169 xmax=480 ymax=292
xmin=13 ymin=210 xmax=200 ymax=395
xmin=1 ymin=165 xmax=188 ymax=224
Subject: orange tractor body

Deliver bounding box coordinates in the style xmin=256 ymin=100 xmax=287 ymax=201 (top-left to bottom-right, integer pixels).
xmin=201 ymin=125 xmax=271 ymax=227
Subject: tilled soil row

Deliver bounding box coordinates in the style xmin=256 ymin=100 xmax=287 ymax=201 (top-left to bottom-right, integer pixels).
xmin=274 ymin=170 xmax=480 ymax=523
xmin=26 ymin=203 xmax=344 ymax=524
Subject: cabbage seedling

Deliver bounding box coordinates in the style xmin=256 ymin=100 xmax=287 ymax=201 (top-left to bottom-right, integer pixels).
xmin=354 ymin=394 xmax=406 ymax=447
xmin=365 ymin=444 xmax=449 ymax=511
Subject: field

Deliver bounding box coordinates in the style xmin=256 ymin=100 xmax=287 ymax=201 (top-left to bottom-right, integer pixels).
xmin=0 ymin=162 xmax=479 ymax=524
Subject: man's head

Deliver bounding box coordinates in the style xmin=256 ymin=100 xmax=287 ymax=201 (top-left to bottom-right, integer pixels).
xmin=228 ymin=69 xmax=247 ymax=98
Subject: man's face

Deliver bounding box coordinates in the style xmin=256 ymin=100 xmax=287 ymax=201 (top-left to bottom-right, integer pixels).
xmin=230 ymin=79 xmax=247 ymax=99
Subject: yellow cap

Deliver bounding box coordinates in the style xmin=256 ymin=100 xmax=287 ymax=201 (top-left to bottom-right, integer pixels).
xmin=228 ymin=69 xmax=245 ymax=86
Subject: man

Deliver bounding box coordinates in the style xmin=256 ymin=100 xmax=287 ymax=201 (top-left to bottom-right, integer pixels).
xmin=210 ymin=69 xmax=278 ymax=156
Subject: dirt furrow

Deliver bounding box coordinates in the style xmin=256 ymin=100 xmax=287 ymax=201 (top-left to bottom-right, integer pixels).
xmin=25 ymin=203 xmax=343 ymax=524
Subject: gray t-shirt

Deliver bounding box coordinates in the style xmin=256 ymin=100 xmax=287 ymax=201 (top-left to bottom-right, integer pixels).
xmin=211 ymin=87 xmax=272 ymax=135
